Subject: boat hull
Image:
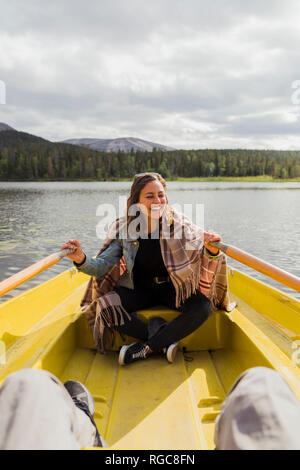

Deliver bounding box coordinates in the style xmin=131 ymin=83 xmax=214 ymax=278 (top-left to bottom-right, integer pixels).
xmin=0 ymin=266 xmax=299 ymax=449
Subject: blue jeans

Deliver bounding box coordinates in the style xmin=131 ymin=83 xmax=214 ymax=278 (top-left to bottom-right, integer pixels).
xmin=114 ymin=283 xmax=211 ymax=351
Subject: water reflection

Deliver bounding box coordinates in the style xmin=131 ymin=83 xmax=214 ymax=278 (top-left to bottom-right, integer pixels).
xmin=0 ymin=181 xmax=299 ymax=303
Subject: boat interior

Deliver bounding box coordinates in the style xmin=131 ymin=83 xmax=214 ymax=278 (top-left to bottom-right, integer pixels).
xmin=0 ymin=266 xmax=299 ymax=450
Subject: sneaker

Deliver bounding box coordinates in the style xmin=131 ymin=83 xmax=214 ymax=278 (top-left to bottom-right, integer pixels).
xmin=64 ymin=380 xmax=107 ymax=448
xmin=119 ymin=342 xmax=151 ymax=366
xmin=163 ymin=342 xmax=178 ymax=363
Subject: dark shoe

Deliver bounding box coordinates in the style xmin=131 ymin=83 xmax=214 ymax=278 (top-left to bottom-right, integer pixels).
xmin=64 ymin=380 xmax=107 ymax=448
xmin=119 ymin=342 xmax=151 ymax=366
xmin=163 ymin=342 xmax=179 ymax=363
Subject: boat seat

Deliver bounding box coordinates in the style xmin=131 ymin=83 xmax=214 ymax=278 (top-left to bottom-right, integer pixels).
xmin=76 ymin=305 xmax=228 ymax=352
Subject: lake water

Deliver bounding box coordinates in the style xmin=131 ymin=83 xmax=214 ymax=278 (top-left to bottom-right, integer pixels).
xmin=0 ymin=181 xmax=299 ymax=303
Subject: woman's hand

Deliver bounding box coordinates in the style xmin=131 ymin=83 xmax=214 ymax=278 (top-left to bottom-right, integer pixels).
xmin=61 ymin=239 xmax=86 ymax=264
xmin=203 ymin=231 xmax=222 ymax=255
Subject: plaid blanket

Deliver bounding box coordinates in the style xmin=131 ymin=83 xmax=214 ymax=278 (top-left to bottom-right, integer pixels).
xmin=80 ymin=209 xmax=235 ymax=353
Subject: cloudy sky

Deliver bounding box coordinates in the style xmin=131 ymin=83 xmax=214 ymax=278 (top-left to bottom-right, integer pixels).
xmin=1 ymin=0 xmax=300 ymax=149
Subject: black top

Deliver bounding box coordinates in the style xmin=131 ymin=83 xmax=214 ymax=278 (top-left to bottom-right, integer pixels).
xmin=133 ymin=226 xmax=169 ymax=287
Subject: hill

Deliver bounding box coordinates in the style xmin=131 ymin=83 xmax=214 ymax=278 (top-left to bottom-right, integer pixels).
xmin=0 ymin=127 xmax=108 ymax=180
xmin=0 ymin=129 xmax=50 ymax=147
xmin=0 ymin=123 xmax=299 ymax=181
xmin=0 ymin=123 xmax=16 ymax=132
xmin=61 ymin=136 xmax=174 ymax=152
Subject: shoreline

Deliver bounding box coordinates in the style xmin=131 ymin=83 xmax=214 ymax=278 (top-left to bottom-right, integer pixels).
xmin=1 ymin=177 xmax=300 ymax=183
xmin=169 ymin=176 xmax=300 ymax=182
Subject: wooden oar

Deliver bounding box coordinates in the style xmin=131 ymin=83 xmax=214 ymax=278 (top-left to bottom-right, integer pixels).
xmin=212 ymin=241 xmax=300 ymax=292
xmin=0 ymin=248 xmax=75 ymax=298
xmin=1 ymin=242 xmax=299 ymax=299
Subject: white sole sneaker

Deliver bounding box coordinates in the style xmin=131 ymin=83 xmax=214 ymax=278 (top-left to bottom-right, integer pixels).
xmin=166 ymin=343 xmax=178 ymax=363
xmin=119 ymin=343 xmax=137 ymax=366
xmin=64 ymin=380 xmax=95 ymax=415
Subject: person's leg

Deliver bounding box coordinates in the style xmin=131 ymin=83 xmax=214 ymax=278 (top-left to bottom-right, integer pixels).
xmin=147 ymin=286 xmax=211 ymax=352
xmin=0 ymin=369 xmax=99 ymax=450
xmin=214 ymin=367 xmax=300 ymax=450
xmin=114 ymin=285 xmax=159 ymax=341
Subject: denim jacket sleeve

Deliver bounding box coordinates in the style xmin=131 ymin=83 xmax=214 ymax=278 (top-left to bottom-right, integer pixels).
xmin=73 ymin=239 xmax=123 ymax=278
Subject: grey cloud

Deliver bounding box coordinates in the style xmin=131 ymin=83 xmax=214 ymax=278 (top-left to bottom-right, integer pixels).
xmin=1 ymin=0 xmax=295 ymax=41
xmin=224 ymin=113 xmax=300 ymax=137
xmin=1 ymin=0 xmax=300 ymax=148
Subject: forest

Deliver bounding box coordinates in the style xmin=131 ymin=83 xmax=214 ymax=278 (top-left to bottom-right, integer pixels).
xmin=0 ymin=131 xmax=300 ymax=180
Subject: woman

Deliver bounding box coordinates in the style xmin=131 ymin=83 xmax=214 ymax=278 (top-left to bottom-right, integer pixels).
xmin=62 ymin=173 xmax=229 ymax=366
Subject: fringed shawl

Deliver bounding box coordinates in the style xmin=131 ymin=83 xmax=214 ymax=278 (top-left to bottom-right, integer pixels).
xmin=80 ymin=209 xmax=235 ymax=353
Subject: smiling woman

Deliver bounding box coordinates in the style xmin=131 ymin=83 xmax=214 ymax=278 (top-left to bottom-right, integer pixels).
xmin=61 ymin=172 xmax=230 ymax=365
xmin=126 ymin=173 xmax=168 ymax=235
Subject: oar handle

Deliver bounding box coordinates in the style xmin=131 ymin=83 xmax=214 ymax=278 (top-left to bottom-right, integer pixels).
xmin=212 ymin=241 xmax=300 ymax=292
xmin=0 ymin=248 xmax=75 ymax=298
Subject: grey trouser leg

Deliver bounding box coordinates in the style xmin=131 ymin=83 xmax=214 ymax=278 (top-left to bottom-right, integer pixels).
xmin=0 ymin=369 xmax=97 ymax=450
xmin=214 ymin=367 xmax=300 ymax=450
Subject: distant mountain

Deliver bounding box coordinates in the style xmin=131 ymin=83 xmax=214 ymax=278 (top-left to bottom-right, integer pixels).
xmin=0 ymin=124 xmax=174 ymax=152
xmin=0 ymin=123 xmax=16 ymax=132
xmin=60 ymin=137 xmax=174 ymax=152
xmin=0 ymin=129 xmax=49 ymax=147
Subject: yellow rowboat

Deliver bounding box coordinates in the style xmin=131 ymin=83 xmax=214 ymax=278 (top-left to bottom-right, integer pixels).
xmin=0 ymin=259 xmax=299 ymax=450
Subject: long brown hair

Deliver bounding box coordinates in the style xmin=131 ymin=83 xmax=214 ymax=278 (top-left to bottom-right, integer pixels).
xmin=126 ymin=173 xmax=172 ymax=229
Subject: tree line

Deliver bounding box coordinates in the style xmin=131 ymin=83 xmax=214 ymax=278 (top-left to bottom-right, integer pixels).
xmin=0 ymin=131 xmax=300 ymax=180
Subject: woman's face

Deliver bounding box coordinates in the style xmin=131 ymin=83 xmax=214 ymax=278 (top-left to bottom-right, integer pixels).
xmin=138 ymin=179 xmax=167 ymax=220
